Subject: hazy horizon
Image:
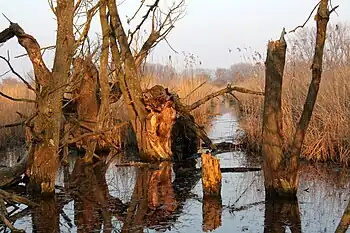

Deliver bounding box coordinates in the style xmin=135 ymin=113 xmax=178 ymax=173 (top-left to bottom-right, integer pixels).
xmin=1 ymin=0 xmax=350 ymax=78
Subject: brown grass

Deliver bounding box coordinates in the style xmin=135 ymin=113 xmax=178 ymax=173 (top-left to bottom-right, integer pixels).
xmin=0 ymin=79 xmax=35 ymax=149
xmin=0 ymin=73 xmax=221 ymax=150
xmin=236 ymin=62 xmax=350 ymax=165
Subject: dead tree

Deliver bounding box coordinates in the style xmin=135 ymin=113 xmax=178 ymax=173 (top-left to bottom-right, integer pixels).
xmin=0 ymin=0 xmax=101 ymax=193
xmin=262 ymin=0 xmax=335 ymax=198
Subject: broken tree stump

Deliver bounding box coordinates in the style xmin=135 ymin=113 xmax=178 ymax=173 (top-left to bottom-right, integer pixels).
xmin=201 ymin=153 xmax=222 ymax=198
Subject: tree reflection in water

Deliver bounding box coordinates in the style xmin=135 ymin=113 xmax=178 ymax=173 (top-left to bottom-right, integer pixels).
xmin=122 ymin=161 xmax=201 ymax=232
xmin=4 ymin=154 xmax=349 ymax=232
xmin=264 ymin=198 xmax=302 ymax=233
xmin=69 ymin=158 xmax=113 ymax=233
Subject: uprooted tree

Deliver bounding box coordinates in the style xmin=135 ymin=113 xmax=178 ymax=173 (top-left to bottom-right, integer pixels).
xmin=0 ymin=0 xmax=264 ymax=194
xmin=262 ymin=0 xmax=336 ymax=198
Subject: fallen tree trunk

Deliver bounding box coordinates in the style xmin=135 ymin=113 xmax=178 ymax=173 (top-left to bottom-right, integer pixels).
xmin=0 ymin=154 xmax=28 ymax=188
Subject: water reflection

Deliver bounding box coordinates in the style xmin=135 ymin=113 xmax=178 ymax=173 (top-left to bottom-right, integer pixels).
xmin=264 ymin=199 xmax=302 ymax=233
xmin=69 ymin=158 xmax=112 ymax=233
xmin=0 ymin=111 xmax=350 ymax=233
xmin=122 ymin=162 xmax=177 ymax=232
xmin=202 ymin=196 xmax=222 ymax=232
xmin=31 ymin=196 xmax=59 ymax=233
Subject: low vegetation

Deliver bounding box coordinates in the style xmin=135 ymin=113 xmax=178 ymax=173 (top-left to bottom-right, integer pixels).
xmin=236 ymin=24 xmax=350 ymax=165
xmin=0 ymin=72 xmax=221 ymax=149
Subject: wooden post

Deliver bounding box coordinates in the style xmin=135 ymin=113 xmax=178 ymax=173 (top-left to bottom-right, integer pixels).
xmin=201 ymin=153 xmax=222 ymax=198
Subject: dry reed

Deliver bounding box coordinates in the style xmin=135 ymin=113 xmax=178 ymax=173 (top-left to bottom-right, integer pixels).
xmin=237 ymin=63 xmax=350 ymax=165
xmin=0 ymin=79 xmax=35 ymax=149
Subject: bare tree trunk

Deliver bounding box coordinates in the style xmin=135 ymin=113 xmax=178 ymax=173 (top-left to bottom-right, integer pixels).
xmin=262 ymin=30 xmax=297 ymax=198
xmin=262 ymin=0 xmax=332 ymax=198
xmin=290 ymin=0 xmax=331 ymax=159
xmin=107 ymin=0 xmax=159 ymax=160
xmin=29 ymin=0 xmax=75 ymax=193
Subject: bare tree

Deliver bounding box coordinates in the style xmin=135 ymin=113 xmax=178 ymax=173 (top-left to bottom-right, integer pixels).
xmin=0 ymin=0 xmax=102 ymax=193
xmin=262 ymin=0 xmax=337 ymax=197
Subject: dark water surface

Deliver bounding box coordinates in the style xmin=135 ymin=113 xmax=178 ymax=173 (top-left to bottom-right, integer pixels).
xmin=0 ymin=112 xmax=349 ymax=233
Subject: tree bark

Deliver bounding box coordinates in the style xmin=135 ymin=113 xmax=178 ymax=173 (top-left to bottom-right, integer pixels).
xmin=107 ymin=0 xmax=160 ymax=160
xmin=201 ymin=153 xmax=222 ymax=198
xmin=290 ymin=0 xmax=331 ymax=159
xmin=262 ymin=29 xmax=298 ymax=198
xmin=29 ymin=0 xmax=75 ymax=193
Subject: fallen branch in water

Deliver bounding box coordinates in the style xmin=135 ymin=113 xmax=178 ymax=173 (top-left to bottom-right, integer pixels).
xmin=228 ymin=201 xmax=265 ymax=213
xmin=0 ymin=188 xmax=38 ymax=232
xmin=217 ymin=167 xmax=260 ymax=173
xmin=115 ymin=162 xmax=160 ymax=169
xmin=0 ymin=189 xmax=37 ymax=207
xmin=0 ymin=154 xmax=28 ymax=188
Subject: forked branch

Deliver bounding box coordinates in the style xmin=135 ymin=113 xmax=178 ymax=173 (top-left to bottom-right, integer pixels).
xmin=0 ymin=55 xmax=37 ymax=93
xmin=74 ymin=1 xmax=102 ymax=50
xmin=134 ymin=0 xmax=185 ymax=67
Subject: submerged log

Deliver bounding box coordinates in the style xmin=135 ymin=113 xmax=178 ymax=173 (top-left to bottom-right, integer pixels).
xmin=0 ymin=154 xmax=28 ymax=188
xmin=201 ymin=153 xmax=222 ymax=198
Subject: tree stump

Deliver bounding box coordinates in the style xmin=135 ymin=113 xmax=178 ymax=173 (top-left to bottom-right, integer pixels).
xmin=201 ymin=153 xmax=222 ymax=198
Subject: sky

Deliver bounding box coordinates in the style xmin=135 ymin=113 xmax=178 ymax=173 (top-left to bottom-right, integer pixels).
xmin=1 ymin=0 xmax=350 ymax=77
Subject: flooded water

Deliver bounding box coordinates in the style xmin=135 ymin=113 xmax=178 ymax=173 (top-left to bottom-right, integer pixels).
xmin=1 ymin=110 xmax=350 ymax=233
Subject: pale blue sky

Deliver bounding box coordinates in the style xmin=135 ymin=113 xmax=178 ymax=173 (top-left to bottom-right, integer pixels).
xmin=1 ymin=0 xmax=350 ymax=76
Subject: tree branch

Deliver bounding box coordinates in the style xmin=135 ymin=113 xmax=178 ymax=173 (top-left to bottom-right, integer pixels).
xmin=0 ymin=91 xmax=36 ymax=103
xmin=74 ymin=1 xmax=102 ymax=50
xmin=134 ymin=0 xmax=185 ymax=67
xmin=0 ymin=121 xmax=24 ymax=129
xmin=187 ymin=84 xmax=264 ymax=111
xmin=291 ymin=0 xmax=331 ymax=158
xmin=0 ymin=55 xmax=37 ymax=93
xmin=128 ymin=0 xmax=159 ymax=47
xmin=0 ymin=23 xmax=52 ymax=86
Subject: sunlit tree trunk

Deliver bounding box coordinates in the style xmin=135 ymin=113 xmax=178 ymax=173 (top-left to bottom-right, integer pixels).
xmin=29 ymin=0 xmax=75 ymax=193
xmin=262 ymin=0 xmax=331 ymax=198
